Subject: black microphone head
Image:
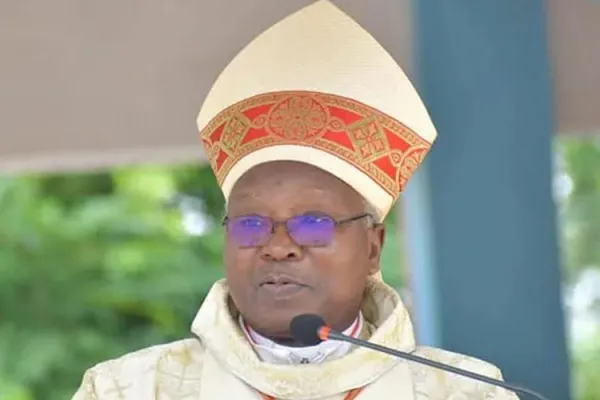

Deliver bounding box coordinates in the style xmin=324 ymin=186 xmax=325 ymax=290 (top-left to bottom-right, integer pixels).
xmin=289 ymin=314 xmax=326 ymax=346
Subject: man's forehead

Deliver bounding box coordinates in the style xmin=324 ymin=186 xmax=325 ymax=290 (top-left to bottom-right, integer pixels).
xmin=229 ymin=161 xmax=360 ymax=202
xmin=235 ymin=161 xmax=344 ymax=188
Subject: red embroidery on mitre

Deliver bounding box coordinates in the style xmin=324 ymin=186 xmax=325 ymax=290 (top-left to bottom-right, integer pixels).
xmin=199 ymin=91 xmax=432 ymax=200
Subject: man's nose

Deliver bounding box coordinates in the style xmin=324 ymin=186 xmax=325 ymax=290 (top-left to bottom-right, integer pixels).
xmin=259 ymin=225 xmax=302 ymax=261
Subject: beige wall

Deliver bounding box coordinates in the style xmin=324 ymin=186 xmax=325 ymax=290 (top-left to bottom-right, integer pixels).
xmin=0 ymin=0 xmax=597 ymax=174
xmin=547 ymin=0 xmax=600 ymax=136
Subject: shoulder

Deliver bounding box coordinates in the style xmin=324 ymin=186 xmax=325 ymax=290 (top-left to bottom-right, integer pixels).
xmin=412 ymin=346 xmax=503 ymax=379
xmin=408 ymin=346 xmax=518 ymax=399
xmin=72 ymin=338 xmax=206 ymax=399
xmin=91 ymin=338 xmax=206 ymax=375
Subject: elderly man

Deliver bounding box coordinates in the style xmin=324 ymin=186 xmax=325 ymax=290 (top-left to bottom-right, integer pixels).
xmin=73 ymin=1 xmax=518 ymax=399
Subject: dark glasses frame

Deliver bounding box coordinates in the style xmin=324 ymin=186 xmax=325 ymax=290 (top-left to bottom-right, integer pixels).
xmin=221 ymin=212 xmax=374 ymax=247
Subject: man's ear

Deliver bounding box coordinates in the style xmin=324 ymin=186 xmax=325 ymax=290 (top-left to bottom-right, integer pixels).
xmin=367 ymin=224 xmax=385 ymax=276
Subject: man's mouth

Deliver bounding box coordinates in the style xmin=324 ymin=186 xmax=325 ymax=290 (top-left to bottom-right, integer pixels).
xmin=260 ymin=274 xmax=304 ymax=286
xmin=259 ymin=276 xmax=307 ymax=296
xmin=262 ymin=279 xmax=297 ymax=286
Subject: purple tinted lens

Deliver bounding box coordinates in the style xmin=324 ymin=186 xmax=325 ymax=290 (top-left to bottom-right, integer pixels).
xmin=228 ymin=216 xmax=272 ymax=247
xmin=287 ymin=214 xmax=335 ymax=246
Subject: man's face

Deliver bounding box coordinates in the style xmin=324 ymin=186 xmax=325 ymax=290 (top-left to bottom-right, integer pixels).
xmin=224 ymin=161 xmax=384 ymax=340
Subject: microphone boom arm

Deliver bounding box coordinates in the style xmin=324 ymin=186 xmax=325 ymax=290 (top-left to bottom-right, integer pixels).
xmin=326 ymin=330 xmax=550 ymax=400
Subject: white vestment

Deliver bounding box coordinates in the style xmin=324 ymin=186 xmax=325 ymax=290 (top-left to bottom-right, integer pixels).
xmin=72 ymin=278 xmax=518 ymax=399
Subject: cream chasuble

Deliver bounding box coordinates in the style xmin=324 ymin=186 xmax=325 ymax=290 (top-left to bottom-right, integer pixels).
xmin=73 ymin=278 xmax=518 ymax=399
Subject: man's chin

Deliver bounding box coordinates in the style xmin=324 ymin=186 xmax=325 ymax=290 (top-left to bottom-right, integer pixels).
xmin=247 ymin=308 xmax=315 ymax=339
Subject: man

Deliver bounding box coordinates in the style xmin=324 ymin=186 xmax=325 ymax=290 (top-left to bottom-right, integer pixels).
xmin=73 ymin=1 xmax=518 ymax=399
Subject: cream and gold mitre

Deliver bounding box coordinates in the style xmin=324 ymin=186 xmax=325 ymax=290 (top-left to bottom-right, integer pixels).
xmin=197 ymin=0 xmax=437 ymax=222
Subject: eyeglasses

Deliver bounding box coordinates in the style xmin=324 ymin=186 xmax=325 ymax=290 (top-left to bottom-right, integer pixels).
xmin=222 ymin=212 xmax=372 ymax=247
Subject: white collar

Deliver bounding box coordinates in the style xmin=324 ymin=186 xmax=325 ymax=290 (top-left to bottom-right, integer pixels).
xmin=239 ymin=313 xmax=363 ymax=365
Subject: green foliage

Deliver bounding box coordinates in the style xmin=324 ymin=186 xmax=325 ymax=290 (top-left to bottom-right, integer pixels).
xmin=556 ymin=137 xmax=600 ymax=281
xmin=572 ymin=333 xmax=600 ymax=400
xmin=0 ymin=165 xmax=225 ymax=400
xmin=555 ymin=136 xmax=600 ymax=399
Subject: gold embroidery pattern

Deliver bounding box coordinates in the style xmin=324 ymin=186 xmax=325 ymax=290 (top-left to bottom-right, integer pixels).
xmin=155 ymin=341 xmax=204 ymax=398
xmin=199 ymin=91 xmax=432 ymax=199
xmin=394 ymin=146 xmax=429 ymax=189
xmin=221 ymin=114 xmax=251 ymax=153
xmin=348 ymin=117 xmax=390 ymax=162
xmin=267 ymin=95 xmax=328 ymax=140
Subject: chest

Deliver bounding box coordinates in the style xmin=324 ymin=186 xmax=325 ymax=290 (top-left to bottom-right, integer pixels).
xmin=192 ymin=353 xmax=417 ymax=400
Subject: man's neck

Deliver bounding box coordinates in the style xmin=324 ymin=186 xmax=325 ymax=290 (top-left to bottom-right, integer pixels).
xmin=239 ymin=313 xmax=363 ymax=365
xmin=264 ymin=337 xmax=306 ymax=347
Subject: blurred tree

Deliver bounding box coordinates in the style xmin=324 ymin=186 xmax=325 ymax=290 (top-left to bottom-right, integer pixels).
xmin=556 ymin=137 xmax=600 ymax=280
xmin=571 ymin=333 xmax=600 ymax=400
xmin=555 ymin=136 xmax=600 ymax=400
xmin=0 ymin=165 xmax=225 ymax=400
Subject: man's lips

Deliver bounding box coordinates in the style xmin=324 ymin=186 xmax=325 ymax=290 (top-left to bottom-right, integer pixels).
xmin=258 ymin=274 xmax=308 ymax=296
xmin=259 ymin=274 xmax=306 ymax=287
xmin=259 ymin=282 xmax=306 ymax=296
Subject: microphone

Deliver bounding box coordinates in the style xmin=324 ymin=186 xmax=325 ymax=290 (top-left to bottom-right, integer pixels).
xmin=290 ymin=314 xmax=551 ymax=400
